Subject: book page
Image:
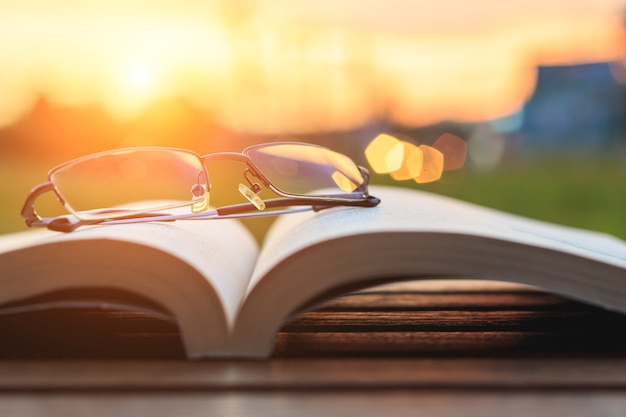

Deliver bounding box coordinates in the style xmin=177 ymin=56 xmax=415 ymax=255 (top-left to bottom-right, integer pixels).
xmin=79 ymin=219 xmax=260 ymax=326
xmin=252 ymin=185 xmax=626 ymax=292
xmin=0 ymin=220 xmax=258 ymax=334
xmin=230 ymin=186 xmax=626 ymax=356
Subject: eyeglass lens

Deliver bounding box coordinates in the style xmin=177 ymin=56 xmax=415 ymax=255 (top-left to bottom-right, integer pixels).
xmin=50 ymin=148 xmax=208 ymax=220
xmin=246 ymin=144 xmax=365 ymax=196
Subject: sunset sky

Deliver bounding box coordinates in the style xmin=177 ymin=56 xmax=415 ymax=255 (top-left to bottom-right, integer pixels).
xmin=1 ymin=0 xmax=625 ymax=134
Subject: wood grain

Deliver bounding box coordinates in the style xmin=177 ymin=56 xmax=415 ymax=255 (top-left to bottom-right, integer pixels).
xmin=2 ymin=280 xmax=626 ymax=417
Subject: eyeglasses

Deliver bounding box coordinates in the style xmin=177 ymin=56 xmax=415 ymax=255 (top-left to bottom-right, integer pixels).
xmin=22 ymin=142 xmax=380 ymax=232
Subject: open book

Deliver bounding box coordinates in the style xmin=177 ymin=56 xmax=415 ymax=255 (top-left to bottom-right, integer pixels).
xmin=2 ymin=185 xmax=626 ymax=358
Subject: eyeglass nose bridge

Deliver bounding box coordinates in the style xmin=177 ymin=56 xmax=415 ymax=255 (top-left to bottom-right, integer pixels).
xmin=200 ymin=151 xmax=271 ymax=209
xmin=242 ymin=168 xmax=262 ymax=195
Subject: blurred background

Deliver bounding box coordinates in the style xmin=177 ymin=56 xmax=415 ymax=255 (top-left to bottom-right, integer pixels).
xmin=1 ymin=0 xmax=625 ymax=240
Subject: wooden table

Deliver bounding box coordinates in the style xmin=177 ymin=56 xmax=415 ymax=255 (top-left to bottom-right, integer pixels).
xmin=2 ymin=280 xmax=626 ymax=416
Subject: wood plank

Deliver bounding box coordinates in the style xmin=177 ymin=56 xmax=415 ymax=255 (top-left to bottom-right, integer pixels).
xmin=319 ymin=292 xmax=576 ymax=310
xmin=284 ymin=310 xmax=615 ymax=330
xmin=274 ymin=331 xmax=626 ymax=357
xmin=2 ymin=358 xmax=626 ymax=391
xmin=3 ymin=391 xmax=626 ymax=417
xmin=1 ymin=280 xmax=626 ymax=417
xmin=1 ymin=282 xmax=626 ymax=359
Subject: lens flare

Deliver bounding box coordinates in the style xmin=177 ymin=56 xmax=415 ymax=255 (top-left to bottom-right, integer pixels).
xmin=365 ymin=134 xmax=404 ymax=174
xmin=389 ymin=141 xmax=423 ymax=181
xmin=432 ymin=133 xmax=467 ymax=171
xmin=365 ymin=132 xmax=466 ymax=184
xmin=414 ymin=145 xmax=444 ymax=183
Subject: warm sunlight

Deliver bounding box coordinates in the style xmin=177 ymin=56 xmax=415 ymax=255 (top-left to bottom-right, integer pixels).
xmin=112 ymin=62 xmax=160 ymax=118
xmin=124 ymin=64 xmax=156 ymax=93
xmin=0 ymin=1 xmax=625 ymax=134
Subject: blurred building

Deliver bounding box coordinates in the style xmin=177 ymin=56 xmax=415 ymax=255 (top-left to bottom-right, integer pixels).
xmin=518 ymin=61 xmax=626 ymax=154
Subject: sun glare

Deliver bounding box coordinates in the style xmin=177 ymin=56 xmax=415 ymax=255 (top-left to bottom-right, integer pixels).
xmin=101 ymin=62 xmax=163 ymax=119
xmin=125 ymin=64 xmax=156 ymax=92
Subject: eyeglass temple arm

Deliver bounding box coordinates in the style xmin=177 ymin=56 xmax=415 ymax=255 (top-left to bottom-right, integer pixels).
xmin=216 ymin=194 xmax=381 ymax=216
xmin=21 ymin=182 xmax=56 ymax=228
xmin=24 ymin=193 xmax=381 ymax=233
xmin=20 ymin=182 xmax=93 ymax=232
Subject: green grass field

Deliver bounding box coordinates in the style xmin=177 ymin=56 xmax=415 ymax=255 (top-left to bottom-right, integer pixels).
xmin=401 ymin=154 xmax=626 ymax=241
xmin=2 ymin=154 xmax=625 ymax=242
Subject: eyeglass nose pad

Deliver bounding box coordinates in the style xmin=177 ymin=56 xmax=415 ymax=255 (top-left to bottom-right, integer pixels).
xmin=239 ymin=183 xmax=266 ymax=210
xmin=191 ymin=183 xmax=210 ymax=213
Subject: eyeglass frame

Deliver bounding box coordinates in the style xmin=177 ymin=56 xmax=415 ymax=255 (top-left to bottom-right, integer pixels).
xmin=21 ymin=142 xmax=381 ymax=232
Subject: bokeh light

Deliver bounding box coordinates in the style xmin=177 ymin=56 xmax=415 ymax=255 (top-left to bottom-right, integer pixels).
xmin=365 ymin=133 xmax=466 ymax=184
